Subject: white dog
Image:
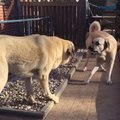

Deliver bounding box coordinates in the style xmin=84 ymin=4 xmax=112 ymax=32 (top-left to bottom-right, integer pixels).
xmin=0 ymin=34 xmax=75 ymax=103
xmin=83 ymin=21 xmax=117 ymax=84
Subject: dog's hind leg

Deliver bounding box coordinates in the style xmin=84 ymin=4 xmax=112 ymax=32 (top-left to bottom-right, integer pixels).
xmin=24 ymin=77 xmax=36 ymax=104
xmin=0 ymin=57 xmax=8 ymax=93
xmin=85 ymin=66 xmax=99 ymax=84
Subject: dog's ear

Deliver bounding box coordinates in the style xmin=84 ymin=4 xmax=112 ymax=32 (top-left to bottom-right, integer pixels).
xmin=104 ymin=40 xmax=110 ymax=50
xmin=67 ymin=44 xmax=75 ymax=56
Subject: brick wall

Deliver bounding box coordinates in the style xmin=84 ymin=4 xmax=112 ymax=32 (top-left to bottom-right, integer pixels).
xmin=0 ymin=0 xmax=20 ymax=35
xmin=0 ymin=5 xmax=3 ymax=20
xmin=3 ymin=0 xmax=18 ymax=20
xmin=0 ymin=0 xmax=17 ymax=20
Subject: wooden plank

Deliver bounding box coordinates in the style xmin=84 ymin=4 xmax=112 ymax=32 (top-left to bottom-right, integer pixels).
xmin=46 ymin=55 xmax=120 ymax=120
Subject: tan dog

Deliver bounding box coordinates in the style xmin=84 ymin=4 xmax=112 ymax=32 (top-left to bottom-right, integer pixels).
xmin=0 ymin=34 xmax=75 ymax=103
xmin=83 ymin=21 xmax=117 ymax=84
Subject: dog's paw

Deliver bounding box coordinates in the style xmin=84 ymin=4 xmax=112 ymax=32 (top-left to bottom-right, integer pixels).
xmin=54 ymin=96 xmax=59 ymax=104
xmin=100 ymin=67 xmax=106 ymax=72
xmin=101 ymin=69 xmax=106 ymax=72
xmin=51 ymin=95 xmax=59 ymax=104
xmin=84 ymin=80 xmax=90 ymax=85
xmin=83 ymin=67 xmax=87 ymax=72
xmin=48 ymin=94 xmax=59 ymax=104
xmin=28 ymin=95 xmax=37 ymax=104
xmin=106 ymin=80 xmax=112 ymax=85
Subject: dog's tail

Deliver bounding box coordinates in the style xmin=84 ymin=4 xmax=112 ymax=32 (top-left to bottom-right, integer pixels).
xmin=89 ymin=21 xmax=101 ymax=33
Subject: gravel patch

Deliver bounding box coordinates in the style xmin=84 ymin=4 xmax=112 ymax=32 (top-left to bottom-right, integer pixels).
xmin=0 ymin=50 xmax=83 ymax=112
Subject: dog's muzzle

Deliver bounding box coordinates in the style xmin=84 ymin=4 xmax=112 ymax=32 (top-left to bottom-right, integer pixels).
xmin=88 ymin=46 xmax=93 ymax=52
xmin=88 ymin=46 xmax=100 ymax=55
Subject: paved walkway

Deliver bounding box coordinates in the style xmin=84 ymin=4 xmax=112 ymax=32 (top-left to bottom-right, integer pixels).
xmin=46 ymin=54 xmax=120 ymax=120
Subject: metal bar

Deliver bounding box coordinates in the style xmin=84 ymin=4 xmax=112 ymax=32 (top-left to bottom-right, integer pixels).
xmin=0 ymin=16 xmax=50 ymax=24
xmin=92 ymin=16 xmax=116 ymax=19
xmin=0 ymin=16 xmax=54 ymax=35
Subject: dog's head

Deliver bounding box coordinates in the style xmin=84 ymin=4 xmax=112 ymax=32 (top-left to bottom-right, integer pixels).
xmin=62 ymin=41 xmax=75 ymax=64
xmin=88 ymin=37 xmax=109 ymax=55
xmin=66 ymin=42 xmax=75 ymax=57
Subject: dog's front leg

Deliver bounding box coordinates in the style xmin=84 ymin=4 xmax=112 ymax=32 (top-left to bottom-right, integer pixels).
xmin=39 ymin=74 xmax=59 ymax=104
xmin=25 ymin=77 xmax=36 ymax=103
xmin=105 ymin=50 xmax=117 ymax=85
xmin=85 ymin=66 xmax=99 ymax=84
xmin=0 ymin=58 xmax=8 ymax=93
xmin=100 ymin=64 xmax=106 ymax=72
